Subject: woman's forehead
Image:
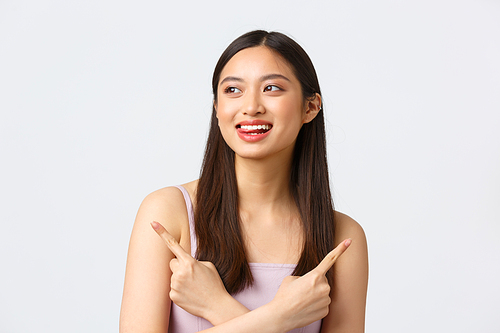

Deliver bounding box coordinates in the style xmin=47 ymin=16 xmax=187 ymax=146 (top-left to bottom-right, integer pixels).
xmin=219 ymin=46 xmax=297 ymax=83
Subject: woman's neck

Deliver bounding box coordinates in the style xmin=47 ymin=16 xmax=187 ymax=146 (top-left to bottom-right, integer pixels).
xmin=235 ymin=152 xmax=295 ymax=217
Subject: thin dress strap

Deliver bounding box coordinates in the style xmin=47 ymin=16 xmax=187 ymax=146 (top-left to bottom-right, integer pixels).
xmin=173 ymin=185 xmax=197 ymax=257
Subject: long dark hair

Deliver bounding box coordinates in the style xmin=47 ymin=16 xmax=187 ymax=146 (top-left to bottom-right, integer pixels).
xmin=195 ymin=30 xmax=335 ymax=294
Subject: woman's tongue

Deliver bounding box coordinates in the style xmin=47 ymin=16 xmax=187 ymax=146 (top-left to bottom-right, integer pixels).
xmin=246 ymin=128 xmax=266 ymax=134
xmin=238 ymin=125 xmax=272 ymax=134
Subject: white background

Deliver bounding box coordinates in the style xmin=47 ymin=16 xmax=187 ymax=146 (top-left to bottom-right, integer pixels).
xmin=1 ymin=0 xmax=499 ymax=332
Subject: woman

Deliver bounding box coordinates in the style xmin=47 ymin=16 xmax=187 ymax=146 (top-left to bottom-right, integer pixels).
xmin=120 ymin=30 xmax=368 ymax=332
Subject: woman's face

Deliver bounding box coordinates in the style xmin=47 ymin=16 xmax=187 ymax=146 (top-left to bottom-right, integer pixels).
xmin=215 ymin=46 xmax=320 ymax=161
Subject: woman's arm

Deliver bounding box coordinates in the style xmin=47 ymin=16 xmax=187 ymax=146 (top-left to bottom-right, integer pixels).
xmin=120 ymin=187 xmax=252 ymax=332
xmin=119 ymin=188 xmax=188 ymax=333
xmin=320 ymin=212 xmax=369 ymax=333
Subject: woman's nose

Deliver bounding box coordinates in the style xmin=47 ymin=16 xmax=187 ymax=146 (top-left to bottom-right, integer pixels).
xmin=242 ymin=90 xmax=265 ymax=116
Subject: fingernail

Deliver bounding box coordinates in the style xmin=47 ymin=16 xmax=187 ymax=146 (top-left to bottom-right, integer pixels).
xmin=344 ymin=238 xmax=352 ymax=247
xmin=151 ymin=221 xmax=160 ymax=230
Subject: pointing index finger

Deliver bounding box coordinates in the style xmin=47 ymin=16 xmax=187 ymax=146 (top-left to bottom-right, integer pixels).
xmin=151 ymin=221 xmax=192 ymax=261
xmin=313 ymin=238 xmax=352 ymax=275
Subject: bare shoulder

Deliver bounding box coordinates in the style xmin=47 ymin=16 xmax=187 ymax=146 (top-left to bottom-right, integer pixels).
xmin=333 ymin=211 xmax=367 ymax=248
xmin=331 ymin=210 xmax=368 ymax=282
xmin=136 ymin=186 xmax=189 ymax=241
xmin=331 ymin=210 xmax=368 ymax=280
xmin=141 ymin=186 xmax=186 ymax=211
xmin=134 ymin=179 xmax=198 ymax=244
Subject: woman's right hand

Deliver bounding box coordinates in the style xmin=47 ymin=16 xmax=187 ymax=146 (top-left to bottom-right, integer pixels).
xmin=269 ymin=239 xmax=352 ymax=332
xmin=151 ymin=221 xmax=250 ymax=325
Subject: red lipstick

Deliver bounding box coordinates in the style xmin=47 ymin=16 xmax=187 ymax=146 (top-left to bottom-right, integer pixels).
xmin=236 ymin=120 xmax=273 ymax=142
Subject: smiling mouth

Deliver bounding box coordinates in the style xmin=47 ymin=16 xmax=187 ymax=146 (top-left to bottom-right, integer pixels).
xmin=236 ymin=124 xmax=273 ymax=135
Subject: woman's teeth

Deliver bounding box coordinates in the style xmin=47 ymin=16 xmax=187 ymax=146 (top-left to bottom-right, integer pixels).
xmin=240 ymin=124 xmax=271 ymax=130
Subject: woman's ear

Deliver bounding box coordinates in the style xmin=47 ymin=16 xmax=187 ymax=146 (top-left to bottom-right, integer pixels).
xmin=303 ymin=93 xmax=322 ymax=124
xmin=213 ymin=100 xmax=218 ymax=119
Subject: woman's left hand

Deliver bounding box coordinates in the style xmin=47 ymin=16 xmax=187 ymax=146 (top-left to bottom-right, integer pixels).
xmin=151 ymin=221 xmax=249 ymax=325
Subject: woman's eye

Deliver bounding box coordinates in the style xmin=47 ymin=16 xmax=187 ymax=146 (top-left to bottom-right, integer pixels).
xmin=264 ymin=85 xmax=281 ymax=92
xmin=225 ymin=86 xmax=241 ymax=94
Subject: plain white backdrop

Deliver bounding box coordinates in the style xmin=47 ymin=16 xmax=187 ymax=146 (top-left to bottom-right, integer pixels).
xmin=1 ymin=0 xmax=499 ymax=332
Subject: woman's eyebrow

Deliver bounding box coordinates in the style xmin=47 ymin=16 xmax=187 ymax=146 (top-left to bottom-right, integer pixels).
xmin=260 ymin=74 xmax=291 ymax=82
xmin=219 ymin=76 xmax=244 ymax=86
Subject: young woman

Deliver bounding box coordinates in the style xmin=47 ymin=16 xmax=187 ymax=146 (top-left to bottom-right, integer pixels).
xmin=120 ymin=30 xmax=368 ymax=333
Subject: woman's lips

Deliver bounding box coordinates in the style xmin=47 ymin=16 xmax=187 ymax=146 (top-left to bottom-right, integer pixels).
xmin=236 ymin=123 xmax=273 ymax=142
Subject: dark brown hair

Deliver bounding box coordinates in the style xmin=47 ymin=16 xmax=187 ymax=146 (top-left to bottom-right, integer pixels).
xmin=195 ymin=30 xmax=335 ymax=294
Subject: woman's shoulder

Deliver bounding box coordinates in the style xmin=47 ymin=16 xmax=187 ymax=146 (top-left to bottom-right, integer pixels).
xmin=136 ymin=180 xmax=198 ymax=241
xmin=333 ymin=211 xmax=367 ymax=247
xmin=141 ymin=180 xmax=198 ymax=212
